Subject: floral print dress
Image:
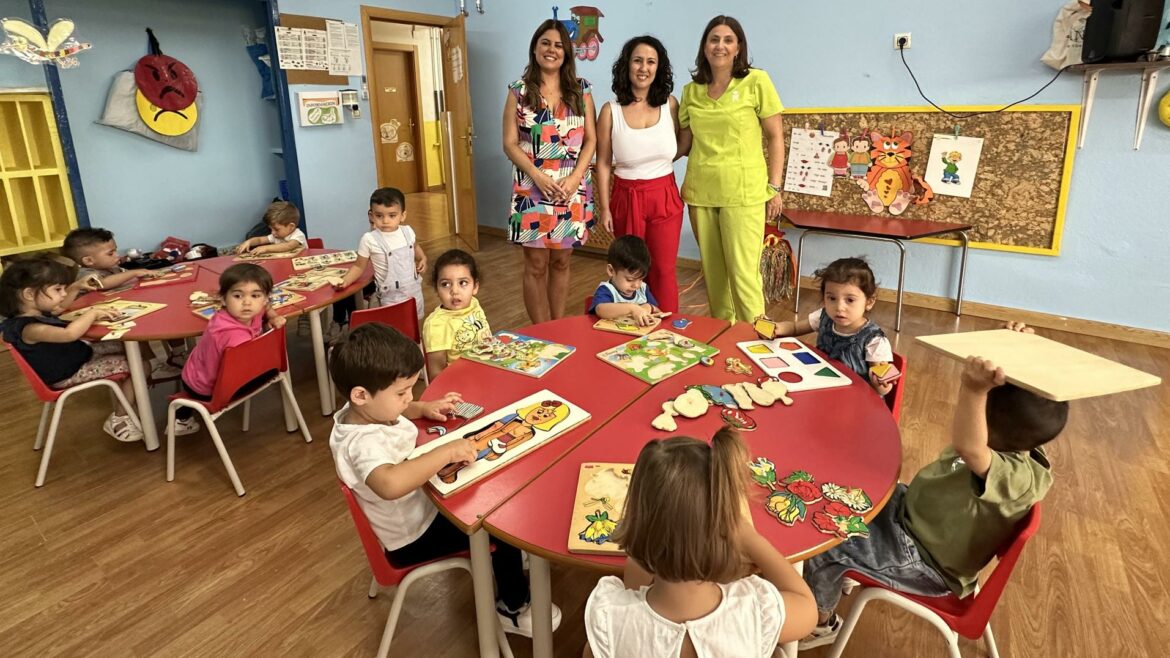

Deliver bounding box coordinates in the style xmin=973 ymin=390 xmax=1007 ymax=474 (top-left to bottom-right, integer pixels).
xmin=507 ymin=78 xmax=595 ymax=249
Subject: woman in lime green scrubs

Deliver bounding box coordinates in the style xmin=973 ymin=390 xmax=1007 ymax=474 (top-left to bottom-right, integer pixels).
xmin=678 ymin=15 xmax=785 ymax=323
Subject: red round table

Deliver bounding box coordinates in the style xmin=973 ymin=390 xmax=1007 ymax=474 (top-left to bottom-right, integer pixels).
xmin=414 ymin=313 xmax=729 ymax=658
xmin=482 ymin=321 xmax=903 ymax=658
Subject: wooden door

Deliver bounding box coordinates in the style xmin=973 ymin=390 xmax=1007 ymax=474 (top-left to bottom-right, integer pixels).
xmin=371 ymin=48 xmax=423 ymax=193
xmin=440 ymin=15 xmax=479 ymax=250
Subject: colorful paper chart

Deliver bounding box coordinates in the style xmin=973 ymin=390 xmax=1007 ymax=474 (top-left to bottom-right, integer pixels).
xmin=567 ymin=462 xmax=634 ymax=555
xmin=735 ymin=337 xmax=852 ymax=392
xmin=461 ymin=331 xmax=575 ymax=379
xmin=596 ymin=330 xmax=719 ymax=385
xmin=409 ymin=389 xmax=591 ymax=497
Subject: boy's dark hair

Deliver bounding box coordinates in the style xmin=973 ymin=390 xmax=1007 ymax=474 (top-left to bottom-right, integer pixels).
xmin=612 ymin=35 xmax=673 ymax=107
xmin=0 ymin=256 xmax=74 ymax=317
xmin=330 ymin=323 xmax=424 ymax=398
xmin=814 ymin=257 xmax=878 ymax=298
xmin=608 ymin=235 xmax=652 ymax=278
xmin=986 ymin=384 xmax=1069 ymax=452
xmin=62 ymin=227 xmax=115 ymax=263
xmin=431 ymin=249 xmax=481 ymax=287
xmin=370 ymin=187 xmax=406 ymax=211
xmin=263 ymin=201 xmax=300 ymax=228
xmin=218 ymin=263 xmax=273 ymax=297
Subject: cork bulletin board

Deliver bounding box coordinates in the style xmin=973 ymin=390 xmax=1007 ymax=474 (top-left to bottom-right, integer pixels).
xmin=780 ymin=105 xmax=1079 ymax=256
xmin=277 ymin=13 xmax=349 ymax=86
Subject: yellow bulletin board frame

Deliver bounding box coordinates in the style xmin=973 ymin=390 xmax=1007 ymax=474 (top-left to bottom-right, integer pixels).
xmin=780 ymin=104 xmax=1080 ymax=256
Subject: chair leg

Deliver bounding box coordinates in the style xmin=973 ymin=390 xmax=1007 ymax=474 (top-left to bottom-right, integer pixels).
xmin=34 ymin=396 xmax=68 ymax=487
xmin=984 ymin=624 xmax=1000 ymax=658
xmin=827 ymin=590 xmax=875 ymax=658
xmin=242 ymin=400 xmax=251 ymax=432
xmin=945 ymin=633 xmax=962 ymax=658
xmin=106 ymin=381 xmax=145 ymax=450
xmin=34 ymin=402 xmax=51 ymax=450
xmin=280 ymin=375 xmax=313 ymax=443
xmin=496 ymin=619 xmax=514 ymax=658
xmin=166 ymin=403 xmax=179 ymax=482
xmin=201 ymin=409 xmax=245 ymax=496
xmin=377 ymin=584 xmax=409 ymax=658
xmin=368 ymin=575 xmax=380 ymax=599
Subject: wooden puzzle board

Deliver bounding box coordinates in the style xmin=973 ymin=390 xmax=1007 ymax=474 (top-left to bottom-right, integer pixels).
xmin=410 ymin=390 xmax=591 ymax=497
xmin=279 ymin=267 xmax=348 ymax=291
xmin=736 ymin=337 xmax=853 ymax=392
xmin=567 ymin=462 xmax=634 ymax=555
xmin=916 ymin=329 xmax=1162 ymax=401
xmin=60 ymin=300 xmax=167 ymax=326
xmin=461 ymin=331 xmax=575 ymax=379
xmin=592 ymin=316 xmax=662 ymax=337
xmin=135 ymin=264 xmax=198 ymax=288
xmin=190 ymin=290 xmax=304 ymax=321
xmin=234 ymin=249 xmax=304 ymax=262
xmin=293 ymin=251 xmax=357 ymax=270
xmin=597 ymin=330 xmax=719 ymax=385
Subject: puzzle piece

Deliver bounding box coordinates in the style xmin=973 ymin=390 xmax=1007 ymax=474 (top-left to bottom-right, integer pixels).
xmin=753 ymin=316 xmax=778 ymax=339
xmin=720 ymin=406 xmax=757 ymax=431
xmin=869 ymin=361 xmax=902 ymax=384
xmin=672 ymin=389 xmax=710 ymax=418
xmin=722 ymin=383 xmax=753 ymax=410
xmin=785 ymin=479 xmax=822 ymax=504
xmin=764 ymin=491 xmax=807 ymax=526
xmin=651 ymin=401 xmax=678 ymax=431
xmin=758 ymin=377 xmax=794 ymax=406
xmin=725 ymin=357 xmax=753 ymax=376
xmin=742 ymin=382 xmax=776 ymax=407
xmin=821 ymin=483 xmax=873 ymax=513
xmin=452 ymin=401 xmax=484 ymax=419
xmin=748 ymin=457 xmax=778 ymax=488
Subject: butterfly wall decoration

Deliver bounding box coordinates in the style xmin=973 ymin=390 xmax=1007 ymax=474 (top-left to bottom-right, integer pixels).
xmin=0 ymin=17 xmax=91 ymax=68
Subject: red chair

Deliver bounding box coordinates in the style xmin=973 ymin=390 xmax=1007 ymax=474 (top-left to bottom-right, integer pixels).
xmin=4 ymin=342 xmax=144 ymax=487
xmin=165 ymin=326 xmax=311 ymax=496
xmin=828 ymin=505 xmax=1042 ymax=658
xmin=886 ymin=352 xmax=907 ymax=422
xmin=583 ymin=295 xmax=594 ymax=314
xmin=306 ymin=237 xmax=325 ymax=249
xmin=330 ymin=298 xmax=428 ymax=404
xmin=337 ymin=481 xmax=513 ymax=658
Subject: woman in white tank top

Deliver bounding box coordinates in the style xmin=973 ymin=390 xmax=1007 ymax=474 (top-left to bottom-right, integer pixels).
xmin=596 ymin=35 xmax=685 ymax=313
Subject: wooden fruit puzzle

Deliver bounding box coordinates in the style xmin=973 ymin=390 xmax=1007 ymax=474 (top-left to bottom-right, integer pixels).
xmin=60 ymin=300 xmax=167 ymax=326
xmin=461 ymin=331 xmax=575 ymax=378
xmin=596 ymin=329 xmax=719 ymax=385
xmin=292 ymin=251 xmax=357 ymax=270
xmin=567 ymin=462 xmax=634 ymax=555
xmin=735 ymin=337 xmax=852 ymax=392
xmin=409 ymin=390 xmax=591 ymax=497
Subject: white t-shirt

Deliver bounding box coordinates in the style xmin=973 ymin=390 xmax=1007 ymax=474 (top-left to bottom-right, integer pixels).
xmin=808 ymin=308 xmax=893 ymax=363
xmin=329 ymin=404 xmax=437 ymax=551
xmin=357 ymin=226 xmax=416 ymax=288
xmin=269 ymin=227 xmax=308 ymax=246
xmin=585 ymin=575 xmax=786 ymax=658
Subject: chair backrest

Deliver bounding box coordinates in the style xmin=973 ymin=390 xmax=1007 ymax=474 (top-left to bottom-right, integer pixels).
xmin=3 ymin=341 xmax=59 ymax=402
xmin=306 ymin=237 xmax=325 ymax=249
xmin=583 ymin=295 xmax=594 ymax=315
xmin=208 ymin=325 xmax=288 ymax=412
xmin=337 ymin=479 xmax=409 ymax=587
xmin=351 ymin=298 xmax=421 ymax=343
xmin=886 ymin=351 xmax=907 ymax=422
xmin=954 ymin=504 xmax=1042 ymax=638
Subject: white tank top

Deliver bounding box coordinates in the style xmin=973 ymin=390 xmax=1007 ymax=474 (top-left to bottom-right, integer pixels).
xmin=609 ymin=100 xmax=676 ymax=180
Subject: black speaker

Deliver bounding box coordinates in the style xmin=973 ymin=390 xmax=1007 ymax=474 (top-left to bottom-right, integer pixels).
xmin=1082 ymin=0 xmax=1166 ymax=62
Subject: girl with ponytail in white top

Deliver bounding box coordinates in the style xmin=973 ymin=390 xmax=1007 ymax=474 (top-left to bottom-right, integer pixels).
xmin=583 ymin=428 xmax=817 ymax=658
xmin=596 ymin=35 xmax=685 ymax=313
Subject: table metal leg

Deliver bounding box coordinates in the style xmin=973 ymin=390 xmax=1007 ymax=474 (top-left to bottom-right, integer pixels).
xmin=893 ymin=240 xmax=907 ymax=333
xmin=280 ymin=366 xmax=297 ymax=432
xmin=529 ymin=553 xmax=554 ymax=658
xmin=307 ymin=309 xmax=333 ymax=416
xmin=124 ymin=341 xmax=159 ymax=451
xmin=955 ymin=231 xmax=969 ymax=317
xmin=470 ymin=529 xmax=501 ymax=658
xmin=779 ymin=560 xmax=805 ymax=658
xmin=793 ymin=230 xmax=811 ymax=319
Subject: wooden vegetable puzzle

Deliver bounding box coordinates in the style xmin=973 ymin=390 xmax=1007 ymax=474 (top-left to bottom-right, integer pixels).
xmin=735 ymin=337 xmax=853 ymax=392
xmin=597 ymin=330 xmax=719 ymax=385
xmin=567 ymin=462 xmax=634 ymax=555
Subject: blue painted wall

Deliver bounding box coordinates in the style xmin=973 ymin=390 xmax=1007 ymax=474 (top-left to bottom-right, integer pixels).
xmin=0 ymin=0 xmax=283 ymax=251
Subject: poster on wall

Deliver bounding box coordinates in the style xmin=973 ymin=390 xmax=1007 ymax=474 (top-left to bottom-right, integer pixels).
xmin=923 ymin=134 xmax=984 ymax=198
xmin=325 ymin=19 xmax=362 ymax=76
xmin=275 ymin=26 xmax=328 ymax=70
xmin=783 ymin=127 xmax=839 ymax=198
xmin=298 ymin=91 xmax=343 ymax=126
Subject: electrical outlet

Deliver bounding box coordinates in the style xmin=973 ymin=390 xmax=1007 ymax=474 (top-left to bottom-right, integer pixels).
xmin=894 ymin=32 xmax=912 ymax=49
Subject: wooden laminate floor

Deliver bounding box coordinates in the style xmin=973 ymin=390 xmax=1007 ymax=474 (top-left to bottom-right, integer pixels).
xmin=407 ymin=191 xmax=452 ymax=244
xmin=1 ymin=233 xmax=1166 ymax=657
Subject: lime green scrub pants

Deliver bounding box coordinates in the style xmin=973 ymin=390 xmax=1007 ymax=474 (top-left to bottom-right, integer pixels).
xmin=689 ymin=205 xmax=765 ymax=322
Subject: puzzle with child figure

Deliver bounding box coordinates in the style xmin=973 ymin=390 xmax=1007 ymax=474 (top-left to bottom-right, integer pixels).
xmin=568 ymin=462 xmax=634 ymax=555
xmin=292 ymin=251 xmax=357 ymax=270
xmin=735 ymin=337 xmax=852 ymax=392
xmin=597 ymin=330 xmax=719 ymax=385
xmin=60 ymin=299 xmax=167 ymax=326
xmin=279 ymin=267 xmax=348 ymax=291
xmin=461 ymin=331 xmax=575 ymax=378
xmin=409 ymin=390 xmax=591 ymax=496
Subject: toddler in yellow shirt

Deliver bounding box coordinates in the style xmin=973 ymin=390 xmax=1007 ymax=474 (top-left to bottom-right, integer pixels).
xmin=421 ymin=249 xmax=491 ymax=380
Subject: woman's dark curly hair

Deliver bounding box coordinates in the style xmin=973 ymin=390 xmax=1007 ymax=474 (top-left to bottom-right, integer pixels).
xmin=611 ymin=35 xmax=673 ymax=107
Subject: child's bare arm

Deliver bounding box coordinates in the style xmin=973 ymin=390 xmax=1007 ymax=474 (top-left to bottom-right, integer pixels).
xmin=364 ymin=439 xmax=477 ymax=500
xmin=594 ymin=301 xmax=644 ymax=320
xmin=425 ymin=350 xmax=449 ymax=381
xmin=739 ymin=523 xmax=818 ymax=643
xmin=405 ymin=391 xmax=464 ymax=421
xmin=335 ymin=256 xmax=370 ymax=288
xmin=952 ymin=356 xmax=1005 ymax=479
xmin=414 ymin=243 xmax=427 ymax=274
xmin=97 ymin=269 xmax=147 ymax=290
xmin=252 ymin=238 xmax=303 ymax=255
xmin=22 ymin=308 xmax=112 ymax=343
xmin=56 ymin=278 xmax=98 ymax=312
xmin=771 ymin=317 xmax=813 ymax=338
xmin=235 ymin=236 xmax=263 ymax=254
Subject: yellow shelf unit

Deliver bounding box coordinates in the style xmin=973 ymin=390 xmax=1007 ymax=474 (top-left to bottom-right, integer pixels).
xmin=0 ymin=92 xmax=78 ymax=256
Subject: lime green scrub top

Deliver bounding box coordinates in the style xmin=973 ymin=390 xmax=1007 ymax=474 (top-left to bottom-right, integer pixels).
xmin=678 ymin=68 xmax=784 ymax=207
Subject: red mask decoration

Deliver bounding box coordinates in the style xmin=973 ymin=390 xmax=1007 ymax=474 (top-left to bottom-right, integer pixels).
xmin=133 ymin=28 xmax=198 ymax=111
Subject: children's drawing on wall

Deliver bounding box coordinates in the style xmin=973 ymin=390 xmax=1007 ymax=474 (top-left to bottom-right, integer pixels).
xmin=924 ymin=134 xmax=984 ymax=198
xmin=829 ymin=135 xmax=850 ymax=178
xmin=553 ymin=5 xmax=604 ymax=61
xmin=379 ymin=119 xmax=400 ymax=143
xmin=0 ymin=17 xmax=91 ymax=68
xmin=855 ymin=130 xmax=934 ymax=215
xmin=395 ymin=142 xmax=414 ymax=162
xmin=783 ymin=127 xmax=839 ymax=198
xmin=848 ymin=134 xmax=871 ymax=180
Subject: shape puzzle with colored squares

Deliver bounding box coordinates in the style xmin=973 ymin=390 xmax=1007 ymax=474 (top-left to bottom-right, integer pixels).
xmin=735 ymin=337 xmax=853 ymax=392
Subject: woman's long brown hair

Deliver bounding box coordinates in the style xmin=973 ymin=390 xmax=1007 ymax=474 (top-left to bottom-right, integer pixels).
xmin=521 ymin=20 xmax=584 ymax=115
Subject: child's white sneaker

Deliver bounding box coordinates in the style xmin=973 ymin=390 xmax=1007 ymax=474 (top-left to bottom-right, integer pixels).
xmin=798 ymin=612 xmax=843 ymax=650
xmin=150 ymin=359 xmax=182 ymax=380
xmin=497 ymin=602 xmax=562 ymax=638
xmin=172 ymin=416 xmax=201 ymax=436
xmin=103 ymin=413 xmax=143 ymax=443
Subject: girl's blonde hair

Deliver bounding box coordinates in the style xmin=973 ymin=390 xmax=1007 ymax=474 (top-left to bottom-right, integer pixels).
xmin=612 ymin=427 xmax=749 ymax=583
xmin=517 ymin=399 xmax=570 ymax=431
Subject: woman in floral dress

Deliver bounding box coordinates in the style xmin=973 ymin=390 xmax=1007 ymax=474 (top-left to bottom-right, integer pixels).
xmin=502 ymin=19 xmax=597 ymax=323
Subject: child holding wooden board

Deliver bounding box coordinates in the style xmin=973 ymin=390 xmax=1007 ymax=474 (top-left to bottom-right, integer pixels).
xmin=590 ymin=235 xmax=664 ymax=327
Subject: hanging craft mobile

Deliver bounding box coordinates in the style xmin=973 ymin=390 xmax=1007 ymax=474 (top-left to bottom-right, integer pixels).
xmin=0 ymin=17 xmax=91 ymax=68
